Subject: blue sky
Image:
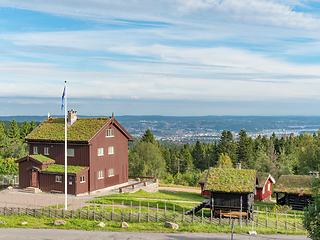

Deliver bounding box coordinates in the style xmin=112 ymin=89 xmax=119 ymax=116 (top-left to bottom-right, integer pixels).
xmin=1 ymin=0 xmax=320 ymax=116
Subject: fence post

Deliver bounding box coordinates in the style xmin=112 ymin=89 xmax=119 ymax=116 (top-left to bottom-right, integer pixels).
xmin=219 ymin=210 xmax=222 ymax=225
xmin=201 ymin=208 xmax=203 ymax=224
xmin=148 ymin=200 xmax=149 ymax=222
xmin=87 ymin=202 xmax=89 ymax=220
xmin=122 ymin=201 xmax=124 ymax=222
xmin=285 ymin=212 xmax=288 ymax=230
xmin=72 ymin=199 xmax=74 ymax=219
xmin=266 ymin=207 xmax=268 ymax=228
xmin=34 ymin=198 xmax=36 ymax=217
xmin=79 ymin=200 xmax=81 ymax=219
xmin=102 ymin=199 xmax=104 ymax=219
xmin=276 ymin=208 xmax=278 ymax=230
xmin=139 ymin=200 xmax=141 ymax=222
xmin=94 ymin=199 xmax=96 ymax=221
xmin=295 ymin=213 xmax=297 ymax=231
xmin=229 ymin=209 xmax=231 ymax=225
xmin=111 ymin=200 xmax=114 ymax=221
xmin=183 ymin=207 xmax=185 ymax=222
xmin=129 ymin=201 xmax=132 ymax=222
xmin=192 ymin=205 xmax=195 ymax=223
xmin=157 ymin=203 xmax=159 ymax=222
xmin=173 ymin=204 xmax=175 ymax=223
xmin=164 ymin=201 xmax=166 ymax=221
xmin=257 ymin=206 xmax=259 ymax=227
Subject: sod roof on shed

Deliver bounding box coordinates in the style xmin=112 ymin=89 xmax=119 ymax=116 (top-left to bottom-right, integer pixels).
xmin=41 ymin=164 xmax=87 ymax=174
xmin=198 ymin=169 xmax=208 ymax=184
xmin=30 ymin=154 xmax=55 ymax=163
xmin=273 ymin=175 xmax=312 ymax=195
xmin=26 ymin=117 xmax=110 ymax=142
xmin=257 ymin=172 xmax=271 ymax=188
xmin=204 ymin=168 xmax=256 ymax=193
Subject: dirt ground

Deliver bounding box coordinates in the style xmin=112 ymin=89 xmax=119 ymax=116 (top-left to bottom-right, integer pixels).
xmin=0 ymin=186 xmax=201 ymax=209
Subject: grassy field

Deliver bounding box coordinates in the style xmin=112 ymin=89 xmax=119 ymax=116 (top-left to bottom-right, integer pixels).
xmin=0 ymin=214 xmax=307 ymax=235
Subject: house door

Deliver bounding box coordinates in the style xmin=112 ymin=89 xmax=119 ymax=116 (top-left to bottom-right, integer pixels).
xmin=31 ymin=172 xmax=37 ymax=187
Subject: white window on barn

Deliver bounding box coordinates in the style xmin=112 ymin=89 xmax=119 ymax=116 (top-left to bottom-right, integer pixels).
xmin=108 ymin=146 xmax=114 ymax=155
xmin=80 ymin=176 xmax=85 ymax=183
xmin=262 ymin=186 xmax=265 ymax=195
xmin=98 ymin=170 xmax=104 ymax=179
xmin=254 ymin=187 xmax=257 ymax=195
xmin=268 ymin=183 xmax=270 ymax=191
xmin=108 ymin=168 xmax=114 ymax=177
xmin=55 ymin=175 xmax=62 ymax=183
xmin=33 ymin=146 xmax=38 ymax=155
xmin=97 ymin=148 xmax=104 ymax=156
xmin=106 ymin=129 xmax=114 ymax=137
xmin=44 ymin=147 xmax=49 ymax=156
xmin=67 ymin=148 xmax=74 ymax=157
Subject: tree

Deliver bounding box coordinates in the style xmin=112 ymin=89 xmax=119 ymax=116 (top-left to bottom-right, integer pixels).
xmin=19 ymin=119 xmax=31 ymax=139
xmin=8 ymin=117 xmax=19 ymax=139
xmin=0 ymin=123 xmax=6 ymax=157
xmin=128 ymin=141 xmax=166 ymax=178
xmin=141 ymin=129 xmax=155 ymax=144
xmin=304 ymin=177 xmax=320 ymax=240
xmin=0 ymin=157 xmax=18 ymax=175
xmin=217 ymin=130 xmax=237 ymax=164
xmin=216 ymin=153 xmax=233 ymax=168
xmin=192 ymin=140 xmax=206 ymax=171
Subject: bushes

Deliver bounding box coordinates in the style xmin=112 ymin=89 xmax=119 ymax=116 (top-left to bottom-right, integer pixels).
xmin=162 ymin=170 xmax=202 ymax=187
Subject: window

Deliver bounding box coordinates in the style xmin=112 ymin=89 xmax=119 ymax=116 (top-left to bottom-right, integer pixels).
xmin=98 ymin=170 xmax=104 ymax=179
xmin=108 ymin=146 xmax=114 ymax=155
xmin=97 ymin=148 xmax=104 ymax=156
xmin=268 ymin=183 xmax=270 ymax=191
xmin=44 ymin=147 xmax=49 ymax=156
xmin=106 ymin=129 xmax=114 ymax=137
xmin=33 ymin=146 xmax=38 ymax=155
xmin=108 ymin=168 xmax=114 ymax=177
xmin=80 ymin=176 xmax=85 ymax=183
xmin=67 ymin=148 xmax=74 ymax=157
xmin=262 ymin=186 xmax=265 ymax=195
xmin=55 ymin=175 xmax=62 ymax=183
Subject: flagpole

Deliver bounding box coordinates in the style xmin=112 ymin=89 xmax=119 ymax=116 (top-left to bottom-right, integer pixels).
xmin=64 ymin=81 xmax=68 ymax=210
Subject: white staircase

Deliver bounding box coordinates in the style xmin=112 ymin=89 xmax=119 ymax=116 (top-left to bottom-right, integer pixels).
xmin=19 ymin=187 xmax=42 ymax=194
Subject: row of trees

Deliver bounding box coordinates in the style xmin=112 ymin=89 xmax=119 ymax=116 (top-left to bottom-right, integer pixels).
xmin=129 ymin=129 xmax=320 ymax=186
xmin=0 ymin=118 xmax=37 ymax=175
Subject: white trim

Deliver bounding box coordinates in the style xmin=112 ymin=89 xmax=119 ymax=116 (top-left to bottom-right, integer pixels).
xmin=55 ymin=175 xmax=62 ymax=183
xmin=97 ymin=147 xmax=104 ymax=156
xmin=33 ymin=146 xmax=38 ymax=154
xmin=98 ymin=170 xmax=104 ymax=179
xmin=44 ymin=147 xmax=49 ymax=156
xmin=108 ymin=146 xmax=114 ymax=155
xmin=80 ymin=175 xmax=85 ymax=183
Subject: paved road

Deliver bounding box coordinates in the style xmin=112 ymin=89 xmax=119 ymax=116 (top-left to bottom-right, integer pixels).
xmin=0 ymin=228 xmax=309 ymax=240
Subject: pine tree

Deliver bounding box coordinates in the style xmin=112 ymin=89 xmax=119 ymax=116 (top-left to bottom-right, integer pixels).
xmin=141 ymin=129 xmax=155 ymax=144
xmin=19 ymin=119 xmax=31 ymax=139
xmin=8 ymin=117 xmax=19 ymax=139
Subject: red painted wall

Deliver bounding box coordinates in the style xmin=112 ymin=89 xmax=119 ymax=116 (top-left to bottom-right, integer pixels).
xmin=200 ymin=183 xmax=210 ymax=196
xmin=254 ymin=178 xmax=274 ymax=201
xmin=88 ymin=121 xmax=129 ymax=192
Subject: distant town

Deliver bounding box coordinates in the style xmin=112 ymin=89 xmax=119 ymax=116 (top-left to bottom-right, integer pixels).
xmin=2 ymin=115 xmax=320 ymax=144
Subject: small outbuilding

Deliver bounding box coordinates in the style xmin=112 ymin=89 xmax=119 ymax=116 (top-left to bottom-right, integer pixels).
xmin=254 ymin=172 xmax=276 ymax=202
xmin=274 ymin=174 xmax=315 ymax=211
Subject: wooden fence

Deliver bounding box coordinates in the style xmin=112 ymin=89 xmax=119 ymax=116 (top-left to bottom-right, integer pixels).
xmin=0 ymin=201 xmax=305 ymax=232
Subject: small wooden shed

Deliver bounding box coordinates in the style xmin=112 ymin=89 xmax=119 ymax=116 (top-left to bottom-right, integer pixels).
xmin=274 ymin=175 xmax=313 ymax=211
xmin=254 ymin=172 xmax=276 ymax=202
xmin=204 ymin=168 xmax=257 ymax=219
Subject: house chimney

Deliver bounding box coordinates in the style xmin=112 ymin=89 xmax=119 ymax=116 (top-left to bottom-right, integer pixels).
xmin=309 ymin=171 xmax=319 ymax=179
xmin=236 ymin=162 xmax=241 ymax=169
xmin=68 ymin=109 xmax=77 ymax=126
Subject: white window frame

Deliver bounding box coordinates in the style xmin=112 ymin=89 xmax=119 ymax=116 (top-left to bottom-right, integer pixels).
xmin=33 ymin=146 xmax=38 ymax=155
xmin=108 ymin=146 xmax=114 ymax=155
xmin=97 ymin=148 xmax=104 ymax=156
xmin=44 ymin=147 xmax=49 ymax=156
xmin=108 ymin=168 xmax=114 ymax=177
xmin=106 ymin=128 xmax=114 ymax=138
xmin=98 ymin=170 xmax=104 ymax=179
xmin=268 ymin=183 xmax=270 ymax=191
xmin=262 ymin=186 xmax=265 ymax=195
xmin=55 ymin=175 xmax=62 ymax=183
xmin=80 ymin=176 xmax=85 ymax=183
xmin=67 ymin=148 xmax=74 ymax=157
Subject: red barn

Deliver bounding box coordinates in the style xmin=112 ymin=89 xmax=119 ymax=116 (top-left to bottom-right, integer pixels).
xmin=254 ymin=172 xmax=275 ymax=202
xmin=16 ymin=110 xmax=132 ymax=195
xmin=198 ymin=169 xmax=210 ymax=197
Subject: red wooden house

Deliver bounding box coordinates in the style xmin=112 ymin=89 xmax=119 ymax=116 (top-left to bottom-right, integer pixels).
xmin=254 ymin=172 xmax=276 ymax=202
xmin=16 ymin=110 xmax=132 ymax=195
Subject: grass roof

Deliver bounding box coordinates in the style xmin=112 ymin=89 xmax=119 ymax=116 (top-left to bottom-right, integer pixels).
xmin=26 ymin=117 xmax=110 ymax=142
xmin=41 ymin=164 xmax=87 ymax=174
xmin=273 ymin=175 xmax=312 ymax=195
xmin=30 ymin=154 xmax=55 ymax=163
xmin=198 ymin=169 xmax=208 ymax=184
xmin=256 ymin=172 xmax=271 ymax=188
xmin=204 ymin=168 xmax=256 ymax=193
